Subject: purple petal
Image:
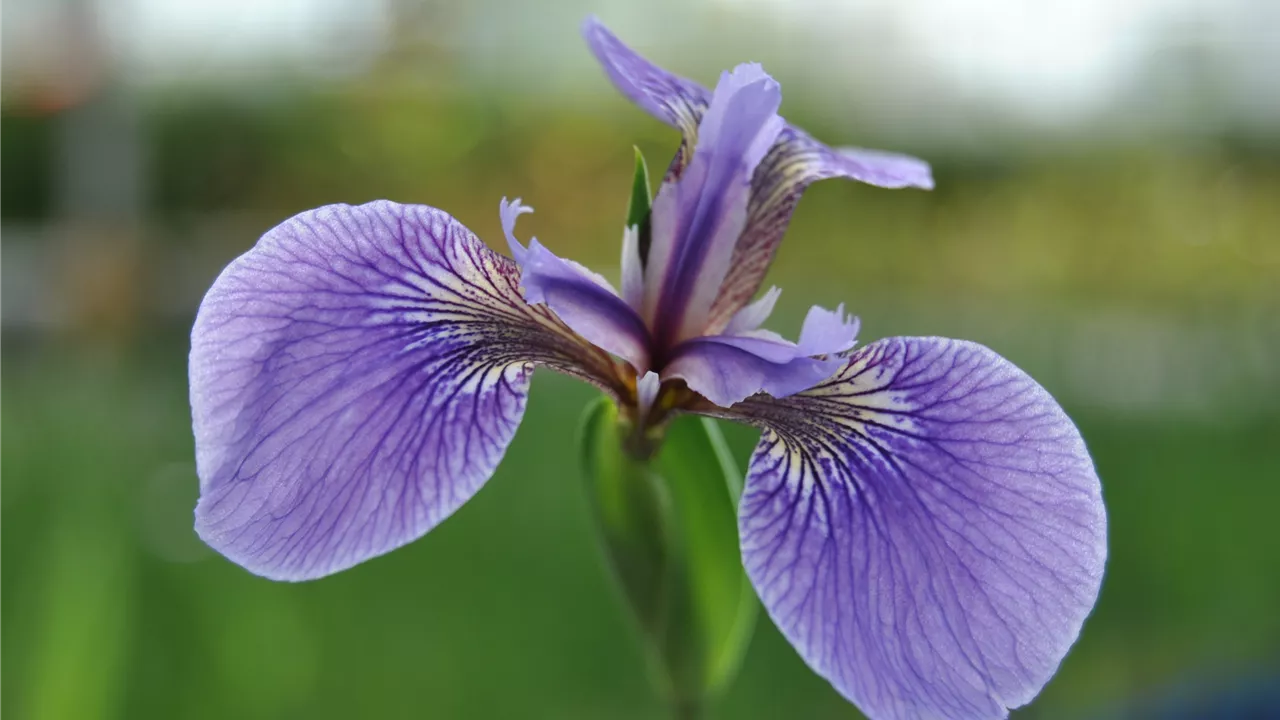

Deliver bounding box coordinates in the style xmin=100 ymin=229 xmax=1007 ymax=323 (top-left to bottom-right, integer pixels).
xmin=828 ymin=146 xmax=936 ymax=190
xmin=580 ymin=20 xmax=934 ymax=334
xmin=499 ymin=197 xmax=651 ymax=373
xmin=664 ymin=333 xmax=843 ymax=408
xmin=581 ymin=16 xmax=709 ymax=140
xmin=499 ymin=196 xmax=534 ymax=264
xmin=636 ymin=370 xmax=661 ymax=416
xmin=727 ymin=337 xmax=1106 ymax=719
xmin=706 ymin=128 xmax=934 ymax=330
xmin=723 ymin=286 xmax=782 ymax=336
xmin=520 ymin=238 xmax=652 ymax=374
xmin=190 ymin=201 xmax=616 ymax=581
xmin=796 ymin=303 xmax=860 ymax=356
xmin=644 ymin=64 xmax=784 ymax=347
xmin=620 ymin=225 xmax=644 ymax=310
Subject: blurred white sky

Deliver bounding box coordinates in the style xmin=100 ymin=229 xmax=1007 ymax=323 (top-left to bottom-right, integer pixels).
xmin=4 ymin=0 xmax=1278 ymax=129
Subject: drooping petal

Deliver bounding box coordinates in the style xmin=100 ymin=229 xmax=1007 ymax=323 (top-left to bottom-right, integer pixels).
xmin=721 ymin=337 xmax=1106 ymax=720
xmin=190 ymin=201 xmax=619 ymax=581
xmin=706 ymin=129 xmax=934 ymax=330
xmin=664 ymin=333 xmax=843 ymax=408
xmin=582 ymin=16 xmax=709 ymax=146
xmin=827 ymin=146 xmax=936 ymax=190
xmin=511 ymin=208 xmax=653 ymax=374
xmin=643 ymin=64 xmax=784 ymax=348
xmin=581 ymin=16 xmax=709 ymax=183
xmin=795 ymin=303 xmax=860 ymax=356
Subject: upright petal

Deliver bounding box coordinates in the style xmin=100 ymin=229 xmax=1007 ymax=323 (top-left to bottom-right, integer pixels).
xmin=723 ymin=286 xmax=782 ymax=336
xmin=706 ymin=129 xmax=933 ymax=330
xmin=620 ymin=224 xmax=645 ymax=311
xmin=720 ymin=337 xmax=1106 ymax=719
xmin=191 ymin=201 xmax=619 ymax=581
xmin=644 ymin=64 xmax=785 ymax=348
xmin=581 ymin=21 xmax=935 ymax=331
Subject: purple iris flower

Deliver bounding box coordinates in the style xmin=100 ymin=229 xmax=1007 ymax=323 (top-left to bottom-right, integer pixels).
xmin=190 ymin=17 xmax=1106 ymax=720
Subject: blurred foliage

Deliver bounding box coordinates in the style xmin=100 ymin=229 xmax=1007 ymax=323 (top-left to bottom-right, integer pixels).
xmin=0 ymin=111 xmax=56 ymax=219
xmin=3 ymin=64 xmax=1280 ymax=719
xmin=5 ymin=84 xmax=1277 ymax=315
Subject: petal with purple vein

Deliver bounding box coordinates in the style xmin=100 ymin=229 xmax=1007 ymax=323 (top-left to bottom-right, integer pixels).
xmin=582 ymin=16 xmax=709 ymax=147
xmin=706 ymin=131 xmax=933 ymax=330
xmin=643 ymin=64 xmax=784 ymax=347
xmin=191 ymin=201 xmax=616 ymax=580
xmin=721 ymin=337 xmax=1106 ymax=719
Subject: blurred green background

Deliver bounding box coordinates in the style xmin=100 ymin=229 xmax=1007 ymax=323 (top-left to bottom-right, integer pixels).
xmin=3 ymin=1 xmax=1279 ymax=718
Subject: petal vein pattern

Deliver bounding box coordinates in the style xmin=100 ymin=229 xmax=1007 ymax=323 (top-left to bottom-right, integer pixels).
xmin=706 ymin=130 xmax=934 ymax=331
xmin=728 ymin=337 xmax=1106 ymax=720
xmin=582 ymin=16 xmax=710 ymax=146
xmin=644 ymin=64 xmax=784 ymax=345
xmin=190 ymin=201 xmax=616 ymax=581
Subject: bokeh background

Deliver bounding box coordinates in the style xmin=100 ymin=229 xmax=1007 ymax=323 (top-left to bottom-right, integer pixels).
xmin=3 ymin=0 xmax=1279 ymax=718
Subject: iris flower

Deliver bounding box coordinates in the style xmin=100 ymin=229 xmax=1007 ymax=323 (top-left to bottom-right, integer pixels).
xmin=191 ymin=18 xmax=1106 ymax=720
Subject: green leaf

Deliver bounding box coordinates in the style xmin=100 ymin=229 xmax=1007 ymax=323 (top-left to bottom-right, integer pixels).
xmin=578 ymin=398 xmax=758 ymax=714
xmin=626 ymin=147 xmax=654 ymax=266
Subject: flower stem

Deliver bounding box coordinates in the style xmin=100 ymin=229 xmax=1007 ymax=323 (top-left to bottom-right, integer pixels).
xmin=672 ymin=698 xmax=703 ymax=720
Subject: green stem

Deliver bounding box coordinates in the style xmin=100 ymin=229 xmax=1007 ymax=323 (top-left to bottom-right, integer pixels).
xmin=671 ymin=697 xmax=703 ymax=720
